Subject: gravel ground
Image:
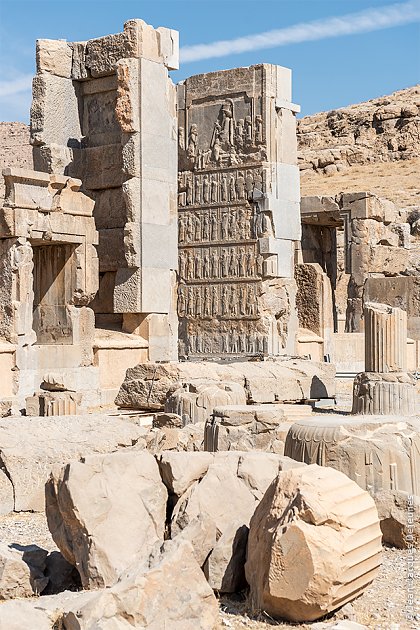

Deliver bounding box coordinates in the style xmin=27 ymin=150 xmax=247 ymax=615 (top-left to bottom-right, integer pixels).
xmin=0 ymin=513 xmax=418 ymax=629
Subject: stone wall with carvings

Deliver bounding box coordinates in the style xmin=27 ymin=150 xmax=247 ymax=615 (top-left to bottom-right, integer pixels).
xmin=177 ymin=64 xmax=301 ymax=358
xmin=0 ymin=122 xmax=32 ymax=202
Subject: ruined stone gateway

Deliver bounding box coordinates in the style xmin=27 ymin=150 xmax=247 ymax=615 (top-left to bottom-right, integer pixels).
xmin=0 ymin=13 xmax=419 ymax=630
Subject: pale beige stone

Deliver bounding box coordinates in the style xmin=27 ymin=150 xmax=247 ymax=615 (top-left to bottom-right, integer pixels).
xmin=36 ymin=39 xmax=72 ymax=78
xmin=0 ymin=414 xmax=149 ymax=512
xmin=157 ymin=450 xmax=214 ymax=497
xmin=0 ymin=542 xmax=48 ymax=600
xmin=245 ymin=465 xmax=382 ymax=622
xmin=46 ymin=450 xmax=167 ymax=588
xmin=61 ymin=541 xmax=219 ymax=629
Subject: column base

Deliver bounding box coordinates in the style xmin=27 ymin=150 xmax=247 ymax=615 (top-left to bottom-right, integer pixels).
xmin=352 ymin=371 xmax=416 ymax=415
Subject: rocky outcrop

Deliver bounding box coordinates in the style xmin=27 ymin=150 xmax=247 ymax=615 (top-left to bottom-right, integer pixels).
xmin=298 ymin=86 xmax=420 ymax=176
xmin=0 ymin=414 xmax=149 ymax=513
xmin=46 ymin=450 xmax=167 ymax=588
xmin=245 ymin=465 xmax=382 ymax=622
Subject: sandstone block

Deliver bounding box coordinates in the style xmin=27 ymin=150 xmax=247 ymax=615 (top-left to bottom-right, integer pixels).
xmin=157 ymin=450 xmax=214 ymax=498
xmin=46 ymin=450 xmax=167 ymax=588
xmin=0 ymin=414 xmax=149 ymax=512
xmin=62 ymin=540 xmax=219 ymax=629
xmin=36 ymin=39 xmax=72 ymax=78
xmin=0 ymin=543 xmax=48 ymax=600
xmin=375 ymin=490 xmax=419 ymax=549
xmin=245 ymin=465 xmax=382 ymax=622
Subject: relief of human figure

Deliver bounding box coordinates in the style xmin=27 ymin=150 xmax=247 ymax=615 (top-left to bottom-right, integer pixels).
xmin=239 ymin=326 xmax=247 ymax=353
xmin=211 ymin=250 xmax=219 ymax=277
xmin=178 ymin=216 xmax=186 ymax=243
xmin=194 ymin=213 xmax=201 ymax=241
xmin=228 ymin=209 xmax=237 ymax=239
xmin=186 ymin=175 xmax=193 ymax=205
xmin=238 ymin=248 xmax=246 ymax=277
xmin=229 ymin=175 xmax=236 ymax=201
xmin=244 ymin=115 xmax=252 ymax=144
xmin=210 ymin=176 xmax=218 ymax=203
xmin=221 ymin=211 xmax=229 ymax=240
xmin=238 ymin=208 xmax=247 ymax=239
xmin=177 ymin=286 xmax=186 ymax=316
xmin=179 ymin=251 xmax=187 ymax=278
xmin=219 ymin=100 xmax=235 ymax=146
xmin=253 ymin=169 xmax=263 ymax=193
xmin=221 ymin=174 xmax=228 ymax=202
xmin=255 ymin=115 xmax=263 ymax=143
xmin=210 ymin=212 xmax=218 ymax=241
xmin=235 ymin=172 xmax=245 ymax=200
xmin=221 ymin=250 xmax=229 ymax=278
xmin=194 ymin=253 xmax=202 ymax=279
xmin=230 ymin=285 xmax=238 ymax=316
xmin=211 ymin=136 xmax=221 ymax=165
xmin=231 ymin=328 xmax=239 ymax=353
xmin=221 ymin=285 xmax=229 ymax=315
xmin=202 ymin=214 xmax=210 ymax=241
xmin=186 ymin=287 xmax=194 ymax=316
xmin=204 ymin=287 xmax=211 ymax=317
xmin=186 ymin=251 xmax=194 ymax=280
xmin=196 ymin=333 xmax=203 ymax=353
xmin=203 ymin=253 xmax=210 ymax=279
xmin=195 ymin=176 xmax=202 ymax=205
xmin=235 ymin=119 xmax=244 ymax=150
xmin=203 ymin=175 xmax=210 ymax=204
xmin=186 ymin=214 xmax=193 ymax=241
xmin=239 ymin=285 xmax=247 ymax=315
xmin=248 ymin=331 xmax=256 ymax=353
xmin=221 ymin=328 xmax=229 ymax=353
xmin=229 ymin=248 xmax=239 ymax=277
xmin=246 ymin=249 xmax=255 ymax=276
xmin=211 ymin=286 xmax=219 ymax=316
xmin=245 ymin=170 xmax=254 ymax=199
xmin=256 ymin=332 xmax=265 ymax=353
xmin=187 ymin=123 xmax=198 ymax=158
xmin=245 ymin=209 xmax=252 ymax=239
xmin=195 ymin=288 xmax=203 ymax=317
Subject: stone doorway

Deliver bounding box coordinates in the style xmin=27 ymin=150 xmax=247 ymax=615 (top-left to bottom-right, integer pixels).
xmin=32 ymin=244 xmax=75 ymax=344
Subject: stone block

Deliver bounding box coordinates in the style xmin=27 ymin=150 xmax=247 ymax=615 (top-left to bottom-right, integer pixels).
xmin=97 ymin=228 xmax=126 ymax=272
xmin=46 ymin=450 xmax=167 ymax=588
xmin=84 ymin=26 xmax=139 ymax=78
xmin=245 ymin=465 xmax=382 ymax=621
xmin=0 ymin=414 xmax=150 ymax=512
xmin=82 ymin=144 xmax=126 ymax=190
xmin=92 ymin=187 xmax=126 ymax=230
xmin=352 ymin=371 xmax=416 ymax=415
xmin=30 ymin=72 xmax=81 ymax=147
xmin=157 ymin=26 xmax=179 ymax=70
xmin=36 ymin=39 xmax=72 ymax=78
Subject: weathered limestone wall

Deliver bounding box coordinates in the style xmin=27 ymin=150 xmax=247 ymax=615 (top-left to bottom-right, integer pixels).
xmin=177 ymin=64 xmax=301 ymax=357
xmin=0 ymin=123 xmax=32 ymax=202
xmin=301 ymin=192 xmax=418 ymax=335
xmin=30 ymin=20 xmax=179 ymax=361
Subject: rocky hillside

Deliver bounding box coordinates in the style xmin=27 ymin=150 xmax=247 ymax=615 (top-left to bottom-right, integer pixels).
xmin=298 ymin=86 xmax=420 ymax=207
xmin=0 ymin=122 xmax=32 ymax=200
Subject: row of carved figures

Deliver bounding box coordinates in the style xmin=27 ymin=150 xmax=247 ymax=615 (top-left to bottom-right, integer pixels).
xmin=179 ymin=207 xmax=255 ymax=243
xmin=179 ymin=246 xmax=261 ymax=281
xmin=186 ymin=328 xmax=268 ymax=355
xmin=178 ymin=168 xmax=264 ymax=207
xmin=178 ymin=283 xmax=259 ymax=319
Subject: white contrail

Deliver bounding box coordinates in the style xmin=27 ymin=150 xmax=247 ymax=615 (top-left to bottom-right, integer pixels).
xmin=180 ymin=1 xmax=420 ymax=63
xmin=0 ymin=74 xmax=32 ymax=98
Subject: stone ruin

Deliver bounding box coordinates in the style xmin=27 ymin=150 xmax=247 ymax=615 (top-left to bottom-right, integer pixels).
xmin=0 ymin=15 xmax=418 ymax=630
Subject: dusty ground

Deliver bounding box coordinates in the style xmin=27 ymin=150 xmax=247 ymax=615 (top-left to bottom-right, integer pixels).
xmin=0 ymin=510 xmax=418 ymax=629
xmin=300 ymin=157 xmax=420 ymax=208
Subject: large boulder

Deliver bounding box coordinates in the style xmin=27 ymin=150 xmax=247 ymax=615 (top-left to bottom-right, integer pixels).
xmin=0 ymin=414 xmax=149 ymax=512
xmin=115 ymin=358 xmax=335 ymax=411
xmin=0 ymin=543 xmax=48 ymax=599
xmin=245 ymin=464 xmax=382 ymax=622
xmin=45 ymin=450 xmax=167 ymax=588
xmin=61 ymin=540 xmax=219 ymax=629
xmin=375 ymin=490 xmax=420 ymax=548
xmin=170 ymin=451 xmax=305 ymax=592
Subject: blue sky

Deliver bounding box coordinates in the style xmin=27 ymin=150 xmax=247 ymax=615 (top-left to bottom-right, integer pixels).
xmin=0 ymin=0 xmax=419 ymax=122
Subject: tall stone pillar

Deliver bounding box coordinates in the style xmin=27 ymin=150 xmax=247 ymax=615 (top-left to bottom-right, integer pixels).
xmin=352 ymin=302 xmax=416 ymax=415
